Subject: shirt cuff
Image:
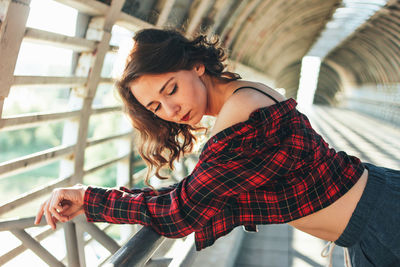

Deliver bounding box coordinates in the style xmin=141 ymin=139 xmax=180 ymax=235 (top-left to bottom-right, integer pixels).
xmin=83 ymin=186 xmax=107 ymax=222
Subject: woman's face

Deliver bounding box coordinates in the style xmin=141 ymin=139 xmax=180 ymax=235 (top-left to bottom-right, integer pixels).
xmin=129 ymin=65 xmax=208 ymax=126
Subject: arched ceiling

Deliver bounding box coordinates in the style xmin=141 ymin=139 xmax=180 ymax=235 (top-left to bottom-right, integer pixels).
xmin=101 ymin=0 xmax=340 ymax=88
xmin=97 ymin=0 xmax=399 ymax=106
xmin=315 ymin=0 xmax=400 ymax=105
xmin=227 ymin=0 xmax=340 ymax=80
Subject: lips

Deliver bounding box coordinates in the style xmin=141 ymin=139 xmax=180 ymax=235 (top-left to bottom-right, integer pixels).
xmin=181 ymin=111 xmax=190 ymax=121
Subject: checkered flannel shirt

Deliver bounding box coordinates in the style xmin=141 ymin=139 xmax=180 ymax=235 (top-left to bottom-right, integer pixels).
xmin=84 ymin=98 xmax=365 ymax=250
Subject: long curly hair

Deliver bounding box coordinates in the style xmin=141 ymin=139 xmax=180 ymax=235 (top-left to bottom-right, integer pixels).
xmin=116 ymin=28 xmax=241 ymax=188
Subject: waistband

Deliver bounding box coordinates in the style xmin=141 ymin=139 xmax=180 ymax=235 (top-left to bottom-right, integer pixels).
xmin=334 ymin=162 xmax=387 ymax=247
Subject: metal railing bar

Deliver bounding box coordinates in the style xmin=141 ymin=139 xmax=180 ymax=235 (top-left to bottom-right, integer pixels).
xmin=108 ymin=45 xmax=120 ymax=52
xmin=83 ymin=224 xmax=113 ymax=245
xmin=0 ymin=227 xmax=54 ymax=265
xmin=55 ymin=0 xmax=152 ymax=29
xmin=10 ymin=229 xmax=65 ymax=267
xmin=0 ymin=145 xmax=75 ymax=180
xmin=77 ymin=219 xmax=120 ymax=254
xmin=0 ymin=175 xmax=72 ymax=215
xmin=13 ymin=75 xmax=87 ymax=87
xmin=0 ymin=110 xmax=81 ymax=131
xmin=0 ymin=216 xmax=45 ymax=231
xmin=130 ymin=167 xmax=148 ymax=186
xmin=54 ymin=0 xmax=153 ymax=30
xmin=97 ymin=226 xmax=141 ymax=267
xmin=64 ymin=222 xmax=80 ymax=267
xmin=346 ymin=96 xmax=400 ymax=107
xmin=133 ymin=160 xmax=145 ymax=168
xmin=12 ymin=75 xmax=112 ymax=89
xmin=145 ymin=257 xmax=173 ymax=267
xmin=24 ymin=27 xmax=97 ymax=52
xmin=117 ymin=12 xmax=154 ymax=32
xmin=131 ymin=165 xmax=180 ymax=185
xmin=132 ymin=167 xmax=147 ymax=178
xmin=84 ymin=154 xmax=129 ymax=175
xmin=86 ymin=132 xmax=132 ymax=148
xmin=53 ymin=0 xmax=108 ymax=16
xmin=98 ymin=253 xmax=117 ymax=267
xmin=99 ymin=77 xmax=114 ymax=84
xmin=91 ymin=106 xmax=122 ymax=115
xmin=105 ymin=226 xmax=166 ymax=267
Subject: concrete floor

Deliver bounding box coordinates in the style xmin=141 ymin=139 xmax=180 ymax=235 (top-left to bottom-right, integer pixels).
xmin=234 ymin=224 xmax=344 ymax=267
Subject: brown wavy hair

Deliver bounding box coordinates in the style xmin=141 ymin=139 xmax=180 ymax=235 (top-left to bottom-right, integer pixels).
xmin=116 ymin=28 xmax=241 ymax=188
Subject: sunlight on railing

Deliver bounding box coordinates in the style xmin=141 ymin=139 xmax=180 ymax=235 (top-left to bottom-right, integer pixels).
xmin=0 ymin=0 xmax=138 ymax=266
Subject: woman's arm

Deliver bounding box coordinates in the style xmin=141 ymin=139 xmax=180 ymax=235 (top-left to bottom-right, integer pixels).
xmin=35 ymin=147 xmax=277 ymax=237
xmin=82 ymin=147 xmax=277 ymax=238
xmin=34 ymin=183 xmax=178 ymax=229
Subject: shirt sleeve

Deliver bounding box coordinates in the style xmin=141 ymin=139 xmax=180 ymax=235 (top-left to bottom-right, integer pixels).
xmin=83 ymin=151 xmax=274 ymax=238
xmin=118 ymin=183 xmax=179 ymax=196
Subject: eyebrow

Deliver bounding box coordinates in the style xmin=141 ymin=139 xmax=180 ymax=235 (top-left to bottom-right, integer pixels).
xmin=145 ymin=77 xmax=174 ymax=108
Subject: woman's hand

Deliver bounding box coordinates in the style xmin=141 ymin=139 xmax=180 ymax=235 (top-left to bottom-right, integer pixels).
xmin=35 ymin=184 xmax=88 ymax=229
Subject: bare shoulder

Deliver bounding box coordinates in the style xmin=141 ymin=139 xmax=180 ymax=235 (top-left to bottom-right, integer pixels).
xmin=210 ymin=83 xmax=286 ymax=136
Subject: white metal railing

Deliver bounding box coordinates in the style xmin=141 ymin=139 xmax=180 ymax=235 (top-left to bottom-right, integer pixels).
xmin=342 ymin=83 xmax=400 ymax=126
xmin=0 ymin=0 xmax=196 ymax=266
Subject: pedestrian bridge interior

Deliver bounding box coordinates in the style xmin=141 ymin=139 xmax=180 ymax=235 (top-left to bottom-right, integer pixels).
xmin=0 ymin=0 xmax=399 ymax=266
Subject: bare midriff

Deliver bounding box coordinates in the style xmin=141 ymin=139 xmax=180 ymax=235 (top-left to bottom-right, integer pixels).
xmin=288 ymin=168 xmax=369 ymax=242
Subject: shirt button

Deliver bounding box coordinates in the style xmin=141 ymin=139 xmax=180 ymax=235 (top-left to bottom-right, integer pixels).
xmin=213 ymin=137 xmax=218 ymax=143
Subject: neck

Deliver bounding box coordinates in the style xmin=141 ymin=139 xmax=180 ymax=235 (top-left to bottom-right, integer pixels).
xmin=203 ymin=76 xmax=238 ymax=117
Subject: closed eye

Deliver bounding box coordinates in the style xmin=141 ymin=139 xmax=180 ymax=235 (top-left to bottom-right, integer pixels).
xmin=169 ymin=84 xmax=177 ymax=95
xmin=153 ymin=84 xmax=177 ymax=113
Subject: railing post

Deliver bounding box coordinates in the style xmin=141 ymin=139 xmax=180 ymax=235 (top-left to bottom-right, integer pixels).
xmin=0 ymin=0 xmax=31 ymax=118
xmin=70 ymin=2 xmax=126 ymax=265
xmin=75 ymin=225 xmax=87 ymax=267
xmin=72 ymin=0 xmax=126 ymax=185
xmin=64 ymin=222 xmax=81 ymax=267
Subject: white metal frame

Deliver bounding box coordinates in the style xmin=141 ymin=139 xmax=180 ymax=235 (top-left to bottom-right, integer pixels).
xmin=0 ymin=0 xmax=198 ymax=265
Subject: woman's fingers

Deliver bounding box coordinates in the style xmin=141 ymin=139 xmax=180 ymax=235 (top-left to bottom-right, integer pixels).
xmin=49 ymin=190 xmax=68 ymax=223
xmin=35 ymin=201 xmax=45 ymax=225
xmin=45 ymin=191 xmax=62 ymax=229
xmin=35 ymin=185 xmax=86 ymax=229
xmin=44 ymin=201 xmax=56 ymax=229
xmin=50 ymin=205 xmax=67 ymax=223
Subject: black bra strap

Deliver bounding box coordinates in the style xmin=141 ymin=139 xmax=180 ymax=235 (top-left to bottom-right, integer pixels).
xmin=233 ymin=86 xmax=279 ymax=104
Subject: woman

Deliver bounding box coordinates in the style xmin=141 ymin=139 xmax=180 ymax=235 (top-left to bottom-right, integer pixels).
xmin=35 ymin=28 xmax=400 ymax=266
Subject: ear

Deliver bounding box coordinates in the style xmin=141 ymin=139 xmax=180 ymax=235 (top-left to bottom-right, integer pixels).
xmin=194 ymin=64 xmax=205 ymax=76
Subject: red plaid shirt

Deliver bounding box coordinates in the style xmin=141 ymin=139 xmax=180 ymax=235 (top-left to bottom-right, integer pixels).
xmin=84 ymin=98 xmax=365 ymax=250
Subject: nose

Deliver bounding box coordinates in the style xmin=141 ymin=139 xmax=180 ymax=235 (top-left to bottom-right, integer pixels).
xmin=163 ymin=100 xmax=180 ymax=119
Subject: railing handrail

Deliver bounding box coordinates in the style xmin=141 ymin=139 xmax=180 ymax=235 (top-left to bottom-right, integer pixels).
xmin=105 ymin=226 xmax=166 ymax=267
